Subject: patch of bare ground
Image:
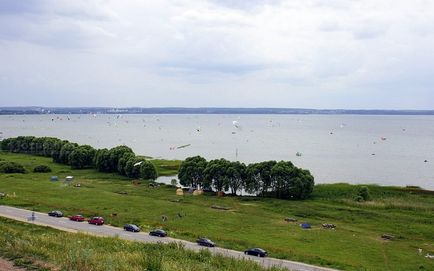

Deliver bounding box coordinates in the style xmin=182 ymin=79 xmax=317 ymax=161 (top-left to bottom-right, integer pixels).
xmin=0 ymin=258 xmax=26 ymax=271
xmin=0 ymin=257 xmax=58 ymax=271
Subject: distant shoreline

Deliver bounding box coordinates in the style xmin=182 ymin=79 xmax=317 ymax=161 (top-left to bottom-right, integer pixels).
xmin=1 ymin=107 xmax=434 ymax=115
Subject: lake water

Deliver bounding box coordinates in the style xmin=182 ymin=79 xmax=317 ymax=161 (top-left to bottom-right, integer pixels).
xmin=1 ymin=114 xmax=433 ymax=189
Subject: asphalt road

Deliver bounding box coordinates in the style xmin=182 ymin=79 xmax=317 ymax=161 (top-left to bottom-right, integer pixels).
xmin=0 ymin=205 xmax=338 ymax=271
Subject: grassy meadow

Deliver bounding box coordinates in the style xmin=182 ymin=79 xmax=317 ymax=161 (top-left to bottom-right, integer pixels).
xmin=0 ymin=152 xmax=433 ymax=270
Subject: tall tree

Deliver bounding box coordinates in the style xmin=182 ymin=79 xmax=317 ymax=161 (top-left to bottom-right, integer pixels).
xmin=58 ymin=142 xmax=78 ymax=165
xmin=226 ymin=161 xmax=247 ymax=195
xmin=124 ymin=157 xmax=145 ymax=178
xmin=118 ymin=152 xmax=135 ymax=175
xmin=245 ymin=161 xmax=276 ymax=196
xmin=178 ymin=156 xmax=207 ymax=188
xmin=108 ymin=145 xmax=134 ymax=173
xmin=270 ymin=161 xmax=314 ymax=199
xmin=140 ymin=160 xmax=158 ymax=180
xmin=69 ymin=145 xmax=96 ymax=169
xmin=204 ymin=158 xmax=230 ymax=192
xmin=94 ymin=148 xmax=112 ymax=172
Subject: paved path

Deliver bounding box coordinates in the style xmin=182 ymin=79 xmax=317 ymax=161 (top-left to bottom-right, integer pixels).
xmin=0 ymin=205 xmax=338 ymax=271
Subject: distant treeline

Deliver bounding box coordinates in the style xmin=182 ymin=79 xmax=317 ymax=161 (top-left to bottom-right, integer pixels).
xmin=0 ymin=136 xmax=157 ymax=180
xmin=178 ymin=156 xmax=314 ymax=200
xmin=1 ymin=107 xmax=434 ymax=115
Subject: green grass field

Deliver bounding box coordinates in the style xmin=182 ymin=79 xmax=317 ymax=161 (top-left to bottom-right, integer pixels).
xmin=0 ymin=152 xmax=433 ymax=271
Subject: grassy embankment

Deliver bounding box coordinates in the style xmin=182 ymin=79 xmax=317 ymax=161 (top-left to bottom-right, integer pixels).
xmin=0 ymin=217 xmax=283 ymax=271
xmin=0 ymin=152 xmax=433 ymax=271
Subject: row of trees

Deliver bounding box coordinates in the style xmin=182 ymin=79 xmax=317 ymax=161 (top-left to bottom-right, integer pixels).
xmin=0 ymin=136 xmax=157 ymax=180
xmin=178 ymin=156 xmax=314 ymax=199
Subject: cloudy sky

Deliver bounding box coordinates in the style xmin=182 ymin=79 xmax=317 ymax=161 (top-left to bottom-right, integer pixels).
xmin=0 ymin=0 xmax=434 ymax=109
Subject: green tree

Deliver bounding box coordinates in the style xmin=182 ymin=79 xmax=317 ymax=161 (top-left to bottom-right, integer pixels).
xmin=140 ymin=161 xmax=158 ymax=180
xmin=270 ymin=161 xmax=314 ymax=199
xmin=58 ymin=143 xmax=78 ymax=165
xmin=41 ymin=137 xmax=60 ymax=157
xmin=118 ymin=152 xmax=135 ymax=176
xmin=30 ymin=137 xmax=45 ymax=155
xmin=178 ymin=156 xmax=207 ymax=188
xmin=52 ymin=140 xmax=70 ymax=163
xmin=245 ymin=161 xmax=276 ymax=196
xmin=68 ymin=145 xmax=96 ymax=169
xmin=226 ymin=161 xmax=247 ymax=195
xmin=204 ymin=159 xmax=230 ymax=192
xmin=94 ymin=148 xmax=112 ymax=172
xmin=0 ymin=138 xmax=12 ymax=151
xmin=107 ymin=146 xmax=134 ymax=173
xmin=124 ymin=157 xmax=145 ymax=178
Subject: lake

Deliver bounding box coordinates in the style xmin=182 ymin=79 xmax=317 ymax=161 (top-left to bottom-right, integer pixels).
xmin=1 ymin=114 xmax=433 ymax=189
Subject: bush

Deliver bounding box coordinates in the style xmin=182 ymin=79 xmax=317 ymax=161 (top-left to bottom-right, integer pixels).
xmin=355 ymin=186 xmax=371 ymax=201
xmin=140 ymin=161 xmax=158 ymax=180
xmin=33 ymin=165 xmax=52 ymax=173
xmin=0 ymin=161 xmax=26 ymax=173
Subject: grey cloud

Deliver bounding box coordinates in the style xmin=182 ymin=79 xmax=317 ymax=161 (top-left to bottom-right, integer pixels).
xmin=0 ymin=0 xmax=434 ymax=109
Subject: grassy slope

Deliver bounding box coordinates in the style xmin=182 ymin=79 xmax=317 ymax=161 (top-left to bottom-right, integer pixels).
xmin=0 ymin=217 xmax=283 ymax=271
xmin=150 ymin=159 xmax=182 ymax=176
xmin=0 ymin=152 xmax=433 ymax=271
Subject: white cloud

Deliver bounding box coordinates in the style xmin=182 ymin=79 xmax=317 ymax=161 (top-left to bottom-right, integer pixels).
xmin=0 ymin=0 xmax=434 ymax=108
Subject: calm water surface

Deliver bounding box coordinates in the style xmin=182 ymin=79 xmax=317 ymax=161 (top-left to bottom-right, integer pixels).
xmin=1 ymin=114 xmax=433 ymax=189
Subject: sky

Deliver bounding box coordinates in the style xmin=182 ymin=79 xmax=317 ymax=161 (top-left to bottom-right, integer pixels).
xmin=0 ymin=0 xmax=434 ymax=109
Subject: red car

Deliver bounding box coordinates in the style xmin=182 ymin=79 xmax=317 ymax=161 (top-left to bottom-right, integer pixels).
xmin=88 ymin=217 xmax=104 ymax=225
xmin=69 ymin=214 xmax=85 ymax=222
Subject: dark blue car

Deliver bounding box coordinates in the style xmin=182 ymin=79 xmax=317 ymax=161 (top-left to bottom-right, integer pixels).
xmin=196 ymin=238 xmax=215 ymax=247
xmin=48 ymin=210 xmax=63 ymax=217
xmin=123 ymin=224 xmax=140 ymax=232
xmin=149 ymin=229 xmax=167 ymax=237
xmin=244 ymin=248 xmax=268 ymax=257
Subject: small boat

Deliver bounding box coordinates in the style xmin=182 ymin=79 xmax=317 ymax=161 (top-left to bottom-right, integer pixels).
xmin=296 ymin=152 xmax=302 ymax=157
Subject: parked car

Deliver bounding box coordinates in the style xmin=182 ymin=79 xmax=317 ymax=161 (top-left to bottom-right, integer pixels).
xmin=196 ymin=238 xmax=215 ymax=247
xmin=149 ymin=229 xmax=167 ymax=237
xmin=124 ymin=224 xmax=140 ymax=232
xmin=244 ymin=248 xmax=268 ymax=257
xmin=48 ymin=210 xmax=63 ymax=217
xmin=69 ymin=214 xmax=85 ymax=222
xmin=88 ymin=217 xmax=104 ymax=225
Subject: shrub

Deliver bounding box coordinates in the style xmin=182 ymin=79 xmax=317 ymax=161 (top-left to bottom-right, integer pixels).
xmin=355 ymin=186 xmax=371 ymax=201
xmin=140 ymin=161 xmax=158 ymax=180
xmin=0 ymin=161 xmax=26 ymax=173
xmin=33 ymin=165 xmax=52 ymax=173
